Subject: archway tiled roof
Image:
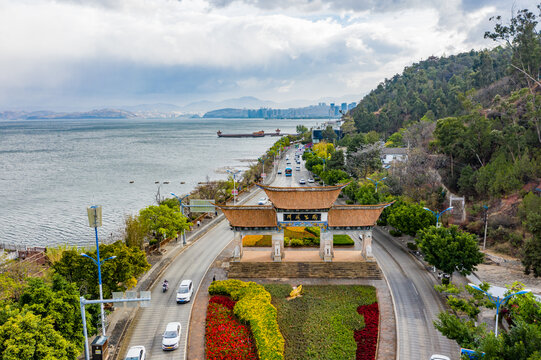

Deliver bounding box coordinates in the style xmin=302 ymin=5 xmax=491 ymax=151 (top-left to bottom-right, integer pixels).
xmin=257 ymin=183 xmax=348 ymax=210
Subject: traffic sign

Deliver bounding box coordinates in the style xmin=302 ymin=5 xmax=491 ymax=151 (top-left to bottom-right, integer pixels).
xmin=231 ymin=189 xmax=238 ymax=195
xmin=261 ymin=173 xmax=267 ymax=178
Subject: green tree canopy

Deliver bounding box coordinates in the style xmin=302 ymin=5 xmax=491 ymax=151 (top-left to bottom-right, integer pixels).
xmin=139 ymin=204 xmax=191 ymax=242
xmin=387 ymin=202 xmax=435 ymax=236
xmin=416 ymin=225 xmax=484 ymax=276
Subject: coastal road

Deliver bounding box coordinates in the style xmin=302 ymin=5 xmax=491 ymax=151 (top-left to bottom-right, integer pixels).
xmin=123 ymin=146 xmax=300 ymax=359
xmin=372 ymin=227 xmax=460 ymax=360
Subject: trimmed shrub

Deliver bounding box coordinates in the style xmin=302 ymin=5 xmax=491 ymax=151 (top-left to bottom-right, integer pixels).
xmin=333 ymin=234 xmax=355 ymax=246
xmin=305 ymin=226 xmax=321 ymax=238
xmin=289 ymin=238 xmax=304 ymax=247
xmin=209 ymin=280 xmax=285 ymax=360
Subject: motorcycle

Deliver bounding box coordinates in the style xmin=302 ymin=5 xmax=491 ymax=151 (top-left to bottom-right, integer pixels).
xmin=162 ymin=281 xmax=169 ymax=293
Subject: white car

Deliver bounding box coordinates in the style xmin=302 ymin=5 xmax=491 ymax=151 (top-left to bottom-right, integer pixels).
xmin=176 ymin=279 xmax=194 ymax=303
xmin=308 ymin=178 xmax=314 ymax=183
xmin=162 ymin=322 xmax=181 ymax=350
xmin=277 ymin=169 xmax=282 ymax=174
xmin=429 ymin=355 xmax=451 ymax=360
xmin=258 ymin=197 xmax=268 ymax=205
xmin=299 ymin=178 xmax=306 ymax=184
xmin=125 ymin=346 xmax=146 ymax=360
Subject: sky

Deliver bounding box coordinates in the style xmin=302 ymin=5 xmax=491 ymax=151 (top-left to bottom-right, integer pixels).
xmin=0 ymin=0 xmax=539 ymax=111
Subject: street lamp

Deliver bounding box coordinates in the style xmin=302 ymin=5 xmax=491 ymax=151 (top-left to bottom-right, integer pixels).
xmin=423 ymin=206 xmax=453 ymax=228
xmin=171 ymin=192 xmax=189 ymax=245
xmin=366 ymin=177 xmax=386 ymax=193
xmin=226 ymin=169 xmax=241 ymax=205
xmin=482 ymin=205 xmax=489 ymax=250
xmin=85 ymin=205 xmax=114 ymax=337
xmin=468 ymin=283 xmax=530 ymax=337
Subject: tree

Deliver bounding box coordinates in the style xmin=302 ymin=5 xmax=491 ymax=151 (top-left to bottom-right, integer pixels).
xmin=296 ymin=125 xmax=309 ymax=134
xmin=387 ymin=202 xmax=435 ymax=236
xmin=52 ymin=241 xmax=150 ymax=299
xmin=522 ymin=235 xmax=541 ymax=277
xmin=416 ymin=225 xmax=484 ymax=277
xmin=123 ymin=214 xmax=147 ymax=249
xmin=139 ymin=204 xmax=191 ymax=242
xmin=0 ymin=310 xmax=79 ymax=360
xmin=321 ymin=125 xmax=337 ymax=143
xmin=18 ymin=275 xmax=87 ymax=352
xmin=346 ymin=145 xmax=381 ymax=178
xmin=327 ymin=150 xmax=345 ymax=170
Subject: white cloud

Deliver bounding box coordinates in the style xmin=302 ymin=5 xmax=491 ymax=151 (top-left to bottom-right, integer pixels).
xmin=0 ymin=0 xmax=536 ymax=108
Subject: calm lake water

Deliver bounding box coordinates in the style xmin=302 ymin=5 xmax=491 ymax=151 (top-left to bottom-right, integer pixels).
xmin=0 ymin=117 xmax=320 ymax=247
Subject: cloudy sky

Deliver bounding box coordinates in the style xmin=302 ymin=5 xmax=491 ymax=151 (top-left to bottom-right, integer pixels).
xmin=0 ymin=0 xmax=539 ymax=110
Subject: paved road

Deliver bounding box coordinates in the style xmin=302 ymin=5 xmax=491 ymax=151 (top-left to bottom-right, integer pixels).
xmin=124 ymin=143 xmax=459 ymax=360
xmin=124 ymin=146 xmax=301 ymax=359
xmin=372 ymin=227 xmax=460 ymax=360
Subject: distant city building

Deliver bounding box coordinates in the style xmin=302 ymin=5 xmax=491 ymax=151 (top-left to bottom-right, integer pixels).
xmin=341 ymin=103 xmax=347 ymax=113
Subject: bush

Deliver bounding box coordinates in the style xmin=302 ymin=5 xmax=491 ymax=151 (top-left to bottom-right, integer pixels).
xmin=289 ymin=238 xmax=304 ymax=247
xmin=209 ymin=280 xmax=285 ymax=360
xmin=305 ymin=226 xmax=321 ymax=238
xmin=390 ymin=229 xmax=403 ymax=237
xmin=406 ymin=242 xmax=418 ymax=251
xmin=333 ymin=234 xmax=355 ymax=246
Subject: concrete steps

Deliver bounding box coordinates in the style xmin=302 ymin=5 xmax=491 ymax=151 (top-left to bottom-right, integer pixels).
xmin=228 ymin=261 xmax=382 ymax=279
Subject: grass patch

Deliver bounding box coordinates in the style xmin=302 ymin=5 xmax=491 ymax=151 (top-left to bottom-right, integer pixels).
xmin=243 ymin=235 xmax=272 ymax=247
xmin=333 ymin=234 xmax=354 ymax=246
xmin=264 ymin=284 xmax=377 ymax=360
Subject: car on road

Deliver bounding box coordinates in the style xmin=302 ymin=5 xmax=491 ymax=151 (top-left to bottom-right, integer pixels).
xmin=176 ymin=279 xmax=193 ymax=303
xmin=162 ymin=322 xmax=181 ymax=351
xmin=258 ymin=197 xmax=268 ymax=205
xmin=277 ymin=169 xmax=282 ymax=174
xmin=125 ymin=346 xmax=146 ymax=360
xmin=286 ymin=161 xmax=291 ymax=165
xmin=299 ymin=178 xmax=306 ymax=184
xmin=429 ymin=355 xmax=451 ymax=360
xmin=295 ymin=166 xmax=300 ymax=171
xmin=308 ymin=178 xmax=314 ymax=183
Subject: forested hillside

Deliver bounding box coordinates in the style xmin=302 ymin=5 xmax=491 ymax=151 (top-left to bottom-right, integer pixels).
xmin=338 ymin=5 xmax=541 ymax=266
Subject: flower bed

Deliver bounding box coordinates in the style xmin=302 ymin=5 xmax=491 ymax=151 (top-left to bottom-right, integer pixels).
xmin=354 ymin=302 xmax=379 ymax=360
xmin=243 ymin=235 xmax=272 ymax=247
xmin=206 ymin=295 xmax=258 ymax=360
xmin=209 ymin=280 xmax=285 ymax=360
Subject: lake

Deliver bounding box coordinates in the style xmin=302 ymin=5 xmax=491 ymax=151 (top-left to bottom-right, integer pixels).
xmin=0 ymin=117 xmax=321 ymax=247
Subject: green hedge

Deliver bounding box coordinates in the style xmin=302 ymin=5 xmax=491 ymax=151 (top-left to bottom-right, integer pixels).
xmin=332 ymin=234 xmax=354 ymax=246
xmin=209 ymin=280 xmax=285 ymax=360
xmin=284 ymin=237 xmax=320 ymax=247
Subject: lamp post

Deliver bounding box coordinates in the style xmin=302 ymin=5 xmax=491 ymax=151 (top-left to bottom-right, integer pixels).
xmin=423 ymin=206 xmax=453 ymax=228
xmin=366 ymin=177 xmax=386 ymax=193
xmin=468 ymin=283 xmax=530 ymax=337
xmin=171 ymin=192 xmax=189 ymax=245
xmin=226 ymin=169 xmax=241 ymax=205
xmin=483 ymin=205 xmax=489 ymax=250
xmin=85 ymin=205 xmax=112 ymax=337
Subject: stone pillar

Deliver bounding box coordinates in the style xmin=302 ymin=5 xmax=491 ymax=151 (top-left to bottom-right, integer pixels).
xmin=232 ymin=231 xmax=243 ymax=262
xmin=271 ymin=233 xmax=284 ymax=261
xmin=360 ymin=229 xmax=373 ymax=259
xmin=320 ymin=229 xmax=333 ymax=261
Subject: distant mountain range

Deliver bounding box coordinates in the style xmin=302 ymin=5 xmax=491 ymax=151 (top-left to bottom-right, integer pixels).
xmin=0 ymin=95 xmax=359 ymax=120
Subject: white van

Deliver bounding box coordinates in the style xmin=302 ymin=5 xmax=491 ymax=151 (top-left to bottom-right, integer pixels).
xmin=296 ymin=166 xmax=300 ymax=171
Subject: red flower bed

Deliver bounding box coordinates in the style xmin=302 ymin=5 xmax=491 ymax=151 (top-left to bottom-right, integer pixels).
xmin=354 ymin=302 xmax=379 ymax=360
xmin=206 ymin=295 xmax=258 ymax=360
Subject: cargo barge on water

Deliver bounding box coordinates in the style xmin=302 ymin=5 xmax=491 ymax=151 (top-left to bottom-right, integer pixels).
xmin=217 ymin=129 xmax=284 ymax=138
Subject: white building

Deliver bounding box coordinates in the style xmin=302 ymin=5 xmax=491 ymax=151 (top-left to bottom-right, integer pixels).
xmin=381 ymin=148 xmax=408 ymax=165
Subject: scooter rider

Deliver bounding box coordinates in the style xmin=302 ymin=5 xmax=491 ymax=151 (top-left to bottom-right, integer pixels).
xmin=163 ymin=279 xmax=169 ymax=291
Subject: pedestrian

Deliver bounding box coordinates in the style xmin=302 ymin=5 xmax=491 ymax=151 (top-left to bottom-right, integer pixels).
xmin=215 ymin=210 xmax=218 ymax=217
xmin=197 ymin=220 xmax=201 ymax=227
xmin=212 ymin=275 xmax=216 ymax=282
